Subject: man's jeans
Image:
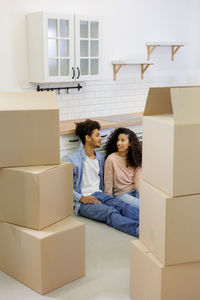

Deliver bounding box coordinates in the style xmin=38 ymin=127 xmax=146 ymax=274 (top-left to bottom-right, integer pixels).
xmin=78 ymin=191 xmax=139 ymax=237
xmin=117 ymin=189 xmax=140 ymax=209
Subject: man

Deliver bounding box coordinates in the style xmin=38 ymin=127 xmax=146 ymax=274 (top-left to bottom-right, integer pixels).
xmin=64 ymin=119 xmax=139 ymax=237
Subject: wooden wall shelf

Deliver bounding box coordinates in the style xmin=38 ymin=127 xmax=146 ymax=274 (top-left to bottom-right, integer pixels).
xmin=112 ymin=42 xmax=185 ymax=80
xmin=112 ymin=60 xmax=153 ymax=80
xmin=145 ymin=42 xmax=184 ymax=61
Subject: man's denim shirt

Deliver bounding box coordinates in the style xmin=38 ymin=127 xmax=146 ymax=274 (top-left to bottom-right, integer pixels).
xmin=64 ymin=148 xmax=105 ymax=215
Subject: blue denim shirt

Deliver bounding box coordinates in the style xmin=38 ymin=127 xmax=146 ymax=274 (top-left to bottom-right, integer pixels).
xmin=64 ymin=148 xmax=105 ymax=215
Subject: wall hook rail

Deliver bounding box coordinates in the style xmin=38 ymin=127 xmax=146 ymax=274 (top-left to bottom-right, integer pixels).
xmin=37 ymin=83 xmax=82 ymax=94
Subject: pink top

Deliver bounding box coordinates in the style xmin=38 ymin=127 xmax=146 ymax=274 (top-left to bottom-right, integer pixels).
xmin=104 ymin=152 xmax=138 ymax=196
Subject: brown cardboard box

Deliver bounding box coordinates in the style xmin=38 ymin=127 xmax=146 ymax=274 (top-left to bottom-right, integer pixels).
xmin=140 ymin=179 xmax=200 ymax=265
xmin=0 ymin=217 xmax=85 ymax=294
xmin=142 ymin=86 xmax=200 ymax=196
xmin=0 ymin=92 xmax=60 ymax=167
xmin=0 ymin=162 xmax=73 ymax=229
xmin=130 ymin=239 xmax=200 ymax=300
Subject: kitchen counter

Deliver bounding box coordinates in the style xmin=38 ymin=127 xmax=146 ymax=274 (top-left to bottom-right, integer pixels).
xmin=59 ymin=112 xmax=143 ymax=135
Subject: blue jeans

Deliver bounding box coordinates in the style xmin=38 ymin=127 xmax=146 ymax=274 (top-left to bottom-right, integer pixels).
xmin=117 ymin=189 xmax=140 ymax=209
xmin=78 ymin=191 xmax=139 ymax=237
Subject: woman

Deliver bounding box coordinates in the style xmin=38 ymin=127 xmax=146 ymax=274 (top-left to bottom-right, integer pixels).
xmin=104 ymin=127 xmax=142 ymax=208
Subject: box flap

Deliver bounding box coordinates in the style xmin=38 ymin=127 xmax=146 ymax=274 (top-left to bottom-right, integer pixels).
xmin=144 ymin=88 xmax=173 ymax=116
xmin=5 ymin=162 xmax=70 ymax=174
xmin=144 ymin=87 xmax=200 ymax=124
xmin=8 ymin=165 xmax=57 ymax=174
xmin=0 ymin=92 xmax=58 ymax=111
xmin=171 ymin=87 xmax=200 ymax=124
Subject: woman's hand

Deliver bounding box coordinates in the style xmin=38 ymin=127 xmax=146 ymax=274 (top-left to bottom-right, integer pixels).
xmin=80 ymin=195 xmax=100 ymax=204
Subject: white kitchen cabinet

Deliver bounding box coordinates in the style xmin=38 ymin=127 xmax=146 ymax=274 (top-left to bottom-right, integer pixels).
xmin=75 ymin=15 xmax=102 ymax=81
xmin=60 ymin=133 xmax=82 ymax=160
xmin=26 ymin=12 xmax=102 ymax=83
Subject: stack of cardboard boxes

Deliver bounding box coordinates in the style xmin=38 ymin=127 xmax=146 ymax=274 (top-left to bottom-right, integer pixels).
xmin=0 ymin=92 xmax=85 ymax=294
xmin=130 ymin=87 xmax=200 ymax=300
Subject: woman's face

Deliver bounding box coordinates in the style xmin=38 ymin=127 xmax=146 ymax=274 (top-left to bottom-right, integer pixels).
xmin=117 ymin=133 xmax=130 ymax=154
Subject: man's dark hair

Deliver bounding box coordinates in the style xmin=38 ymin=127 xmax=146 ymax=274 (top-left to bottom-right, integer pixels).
xmin=75 ymin=119 xmax=101 ymax=144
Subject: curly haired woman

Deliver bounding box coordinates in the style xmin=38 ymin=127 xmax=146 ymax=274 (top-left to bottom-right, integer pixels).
xmin=104 ymin=127 xmax=142 ymax=208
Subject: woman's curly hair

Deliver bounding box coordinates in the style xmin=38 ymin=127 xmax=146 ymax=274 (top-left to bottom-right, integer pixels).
xmin=104 ymin=127 xmax=142 ymax=168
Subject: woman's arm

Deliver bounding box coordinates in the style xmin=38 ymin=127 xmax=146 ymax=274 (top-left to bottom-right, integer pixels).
xmin=104 ymin=156 xmax=114 ymax=195
xmin=134 ymin=167 xmax=142 ymax=194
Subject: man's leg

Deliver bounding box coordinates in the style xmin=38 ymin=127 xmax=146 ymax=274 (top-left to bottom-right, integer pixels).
xmin=93 ymin=192 xmax=139 ymax=221
xmin=78 ymin=202 xmax=139 ymax=237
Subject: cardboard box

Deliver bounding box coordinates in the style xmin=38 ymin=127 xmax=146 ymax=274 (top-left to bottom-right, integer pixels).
xmin=0 ymin=92 xmax=60 ymax=167
xmin=142 ymin=86 xmax=200 ymax=196
xmin=0 ymin=217 xmax=85 ymax=294
xmin=130 ymin=239 xmax=200 ymax=300
xmin=140 ymin=179 xmax=200 ymax=265
xmin=0 ymin=162 xmax=73 ymax=229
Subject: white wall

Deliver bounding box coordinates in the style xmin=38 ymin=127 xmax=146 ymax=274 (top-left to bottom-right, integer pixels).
xmin=0 ymin=0 xmax=200 ymax=120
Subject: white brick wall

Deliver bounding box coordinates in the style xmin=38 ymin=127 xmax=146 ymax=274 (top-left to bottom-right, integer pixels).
xmin=45 ymin=76 xmax=185 ymax=121
xmin=35 ymin=67 xmax=196 ymax=122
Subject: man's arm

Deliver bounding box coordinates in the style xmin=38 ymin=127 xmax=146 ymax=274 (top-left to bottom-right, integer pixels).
xmin=64 ymin=155 xmax=100 ymax=204
xmin=64 ymin=155 xmax=82 ymax=202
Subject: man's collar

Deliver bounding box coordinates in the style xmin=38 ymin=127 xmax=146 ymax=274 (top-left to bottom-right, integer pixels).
xmin=80 ymin=147 xmax=101 ymax=160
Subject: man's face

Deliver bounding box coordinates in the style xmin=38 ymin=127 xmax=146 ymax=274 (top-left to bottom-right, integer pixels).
xmin=86 ymin=129 xmax=102 ymax=148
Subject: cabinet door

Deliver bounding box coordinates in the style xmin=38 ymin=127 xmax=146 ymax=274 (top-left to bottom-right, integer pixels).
xmin=60 ymin=134 xmax=82 ymax=161
xmin=27 ymin=12 xmax=75 ymax=83
xmin=75 ymin=15 xmax=102 ymax=81
xmin=44 ymin=13 xmax=75 ymax=82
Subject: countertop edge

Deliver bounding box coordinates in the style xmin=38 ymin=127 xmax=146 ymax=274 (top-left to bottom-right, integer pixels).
xmin=59 ymin=113 xmax=143 ymax=135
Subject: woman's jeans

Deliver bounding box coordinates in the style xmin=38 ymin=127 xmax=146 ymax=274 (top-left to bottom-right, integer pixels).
xmin=78 ymin=191 xmax=139 ymax=237
xmin=117 ymin=189 xmax=140 ymax=209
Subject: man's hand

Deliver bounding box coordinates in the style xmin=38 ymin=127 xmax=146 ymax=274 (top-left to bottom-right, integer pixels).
xmin=80 ymin=195 xmax=100 ymax=204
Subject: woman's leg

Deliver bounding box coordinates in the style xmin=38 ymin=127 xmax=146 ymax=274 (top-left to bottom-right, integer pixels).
xmin=117 ymin=191 xmax=139 ymax=208
xmin=93 ymin=192 xmax=139 ymax=221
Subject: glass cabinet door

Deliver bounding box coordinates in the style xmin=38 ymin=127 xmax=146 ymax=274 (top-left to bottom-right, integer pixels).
xmin=27 ymin=12 xmax=101 ymax=83
xmin=46 ymin=14 xmax=74 ymax=81
xmin=75 ymin=16 xmax=102 ymax=80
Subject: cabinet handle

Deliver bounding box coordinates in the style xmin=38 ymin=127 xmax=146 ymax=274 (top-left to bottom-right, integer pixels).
xmin=72 ymin=67 xmax=75 ymax=79
xmin=77 ymin=67 xmax=80 ymax=79
xmin=69 ymin=139 xmax=79 ymax=142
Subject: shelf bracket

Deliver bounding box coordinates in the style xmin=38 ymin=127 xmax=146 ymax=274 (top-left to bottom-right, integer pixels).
xmin=146 ymin=45 xmax=159 ymax=60
xmin=141 ymin=64 xmax=151 ymax=80
xmin=113 ymin=64 xmax=123 ymax=80
xmin=146 ymin=44 xmax=184 ymax=61
xmin=171 ymin=45 xmax=183 ymax=61
xmin=113 ymin=62 xmax=152 ymax=80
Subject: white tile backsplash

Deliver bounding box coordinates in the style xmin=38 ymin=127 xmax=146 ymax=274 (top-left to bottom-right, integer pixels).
xmin=55 ymin=77 xmax=184 ymax=121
